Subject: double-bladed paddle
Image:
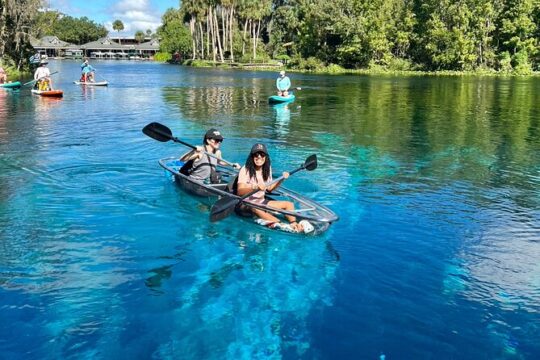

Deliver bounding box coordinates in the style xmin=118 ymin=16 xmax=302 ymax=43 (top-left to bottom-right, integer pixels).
xmin=142 ymin=122 xmax=238 ymax=168
xmin=23 ymin=71 xmax=59 ymax=86
xmin=209 ymin=154 xmax=317 ymax=222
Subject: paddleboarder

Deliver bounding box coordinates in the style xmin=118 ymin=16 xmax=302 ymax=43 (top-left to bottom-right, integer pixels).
xmin=80 ymin=59 xmax=95 ymax=82
xmin=276 ymin=70 xmax=291 ymax=96
xmin=33 ymin=60 xmax=53 ymax=90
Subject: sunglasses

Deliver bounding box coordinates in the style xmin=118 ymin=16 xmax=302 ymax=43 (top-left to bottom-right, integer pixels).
xmin=211 ymin=138 xmax=223 ymax=143
xmin=253 ymin=152 xmax=266 ymax=158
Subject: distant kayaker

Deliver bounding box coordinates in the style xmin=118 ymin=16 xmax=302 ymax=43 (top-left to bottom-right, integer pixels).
xmin=34 ymin=60 xmax=53 ymax=90
xmin=276 ymin=70 xmax=291 ymax=97
xmin=180 ymin=128 xmax=240 ymax=183
xmin=81 ymin=59 xmax=95 ymax=82
xmin=236 ymin=143 xmax=304 ymax=232
xmin=0 ymin=65 xmax=6 ymax=84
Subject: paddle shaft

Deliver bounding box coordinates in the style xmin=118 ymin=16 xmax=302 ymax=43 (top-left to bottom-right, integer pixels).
xmin=152 ymin=126 xmax=238 ymax=168
xmin=236 ymin=162 xmax=308 ymax=201
xmin=94 ymin=70 xmax=108 ymax=82
xmin=23 ymin=71 xmax=58 ymax=86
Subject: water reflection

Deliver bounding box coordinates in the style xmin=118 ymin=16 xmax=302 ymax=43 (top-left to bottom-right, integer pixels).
xmin=80 ymin=84 xmax=95 ymax=100
xmin=0 ymin=89 xmax=7 ymax=130
xmin=272 ymin=103 xmax=291 ymax=137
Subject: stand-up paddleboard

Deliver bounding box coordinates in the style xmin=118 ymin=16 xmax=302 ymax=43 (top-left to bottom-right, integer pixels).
xmin=73 ymin=81 xmax=108 ymax=86
xmin=268 ymin=93 xmax=295 ymax=104
xmin=31 ymin=89 xmax=63 ymax=97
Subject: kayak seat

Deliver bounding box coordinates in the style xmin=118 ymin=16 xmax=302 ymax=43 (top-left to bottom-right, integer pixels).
xmin=226 ymin=174 xmax=238 ymax=194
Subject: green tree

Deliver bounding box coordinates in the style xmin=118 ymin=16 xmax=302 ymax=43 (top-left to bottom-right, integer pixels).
xmin=134 ymin=30 xmax=145 ymax=44
xmin=49 ymin=15 xmax=107 ymax=45
xmin=112 ymin=19 xmax=124 ymax=44
xmin=157 ymin=8 xmax=192 ymax=56
xmin=163 ymin=0 xmax=540 ymax=71
xmin=497 ymin=0 xmax=536 ymax=54
xmin=0 ymin=0 xmax=42 ymax=69
xmin=32 ymin=10 xmax=62 ymax=38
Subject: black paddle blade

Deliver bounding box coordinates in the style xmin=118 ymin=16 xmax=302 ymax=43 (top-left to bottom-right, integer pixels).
xmin=304 ymin=154 xmax=317 ymax=171
xmin=210 ymin=196 xmax=240 ymax=222
xmin=142 ymin=122 xmax=173 ymax=142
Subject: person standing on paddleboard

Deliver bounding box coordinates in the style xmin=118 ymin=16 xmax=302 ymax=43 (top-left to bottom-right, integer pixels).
xmin=236 ymin=143 xmax=304 ymax=232
xmin=276 ymin=70 xmax=291 ymax=97
xmin=81 ymin=59 xmax=96 ymax=82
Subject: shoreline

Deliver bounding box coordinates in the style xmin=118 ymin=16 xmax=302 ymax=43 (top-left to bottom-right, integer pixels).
xmin=178 ymin=60 xmax=540 ymax=77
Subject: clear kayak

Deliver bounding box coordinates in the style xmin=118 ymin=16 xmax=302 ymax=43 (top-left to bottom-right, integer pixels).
xmin=159 ymin=157 xmax=338 ymax=235
xmin=0 ymin=81 xmax=21 ymax=89
xmin=31 ymin=89 xmax=63 ymax=97
xmin=73 ymin=81 xmax=108 ymax=86
xmin=268 ymin=93 xmax=295 ymax=104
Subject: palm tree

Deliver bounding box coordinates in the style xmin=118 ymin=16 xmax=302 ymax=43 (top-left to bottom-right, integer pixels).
xmin=134 ymin=30 xmax=145 ymax=44
xmin=112 ymin=19 xmax=124 ymax=44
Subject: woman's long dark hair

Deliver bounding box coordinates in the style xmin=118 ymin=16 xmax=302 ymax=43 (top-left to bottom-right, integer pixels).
xmin=245 ymin=153 xmax=271 ymax=181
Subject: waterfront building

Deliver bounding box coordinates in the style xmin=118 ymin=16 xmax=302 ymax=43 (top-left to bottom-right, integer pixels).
xmin=30 ymin=36 xmax=159 ymax=60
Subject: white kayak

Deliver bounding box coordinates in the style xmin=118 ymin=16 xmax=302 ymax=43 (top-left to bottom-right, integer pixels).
xmin=73 ymin=81 xmax=108 ymax=86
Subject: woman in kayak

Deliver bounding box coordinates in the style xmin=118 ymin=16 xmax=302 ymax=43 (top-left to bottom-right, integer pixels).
xmin=236 ymin=143 xmax=304 ymax=232
xmin=180 ymin=128 xmax=240 ymax=183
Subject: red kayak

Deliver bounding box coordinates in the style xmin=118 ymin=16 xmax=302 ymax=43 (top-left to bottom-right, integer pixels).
xmin=31 ymin=89 xmax=63 ymax=98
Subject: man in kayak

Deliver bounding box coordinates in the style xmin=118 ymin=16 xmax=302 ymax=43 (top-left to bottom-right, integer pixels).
xmin=33 ymin=60 xmax=53 ymax=90
xmin=180 ymin=129 xmax=240 ymax=183
xmin=81 ymin=59 xmax=95 ymax=82
xmin=276 ymin=70 xmax=291 ymax=96
xmin=236 ymin=143 xmax=304 ymax=232
xmin=0 ymin=65 xmax=6 ymax=84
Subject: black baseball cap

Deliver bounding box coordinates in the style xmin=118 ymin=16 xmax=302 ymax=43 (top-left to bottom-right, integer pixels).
xmin=204 ymin=128 xmax=223 ymax=140
xmin=250 ymin=143 xmax=268 ymax=155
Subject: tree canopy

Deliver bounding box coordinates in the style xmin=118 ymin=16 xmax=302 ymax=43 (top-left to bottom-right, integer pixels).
xmin=134 ymin=30 xmax=145 ymax=44
xmin=152 ymin=0 xmax=540 ymax=73
xmin=0 ymin=0 xmax=41 ymax=69
xmin=34 ymin=11 xmax=108 ymax=45
xmin=157 ymin=8 xmax=192 ymax=57
xmin=112 ymin=20 xmax=124 ymax=33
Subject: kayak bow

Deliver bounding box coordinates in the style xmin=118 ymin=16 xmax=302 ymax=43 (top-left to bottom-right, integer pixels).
xmin=0 ymin=81 xmax=21 ymax=89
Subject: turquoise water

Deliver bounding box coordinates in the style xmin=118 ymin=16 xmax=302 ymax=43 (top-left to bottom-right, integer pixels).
xmin=0 ymin=61 xmax=539 ymax=359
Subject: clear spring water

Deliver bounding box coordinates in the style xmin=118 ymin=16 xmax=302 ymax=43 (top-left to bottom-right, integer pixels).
xmin=0 ymin=61 xmax=539 ymax=359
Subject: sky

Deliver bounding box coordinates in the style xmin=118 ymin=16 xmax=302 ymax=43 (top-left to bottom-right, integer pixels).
xmin=45 ymin=0 xmax=179 ymax=36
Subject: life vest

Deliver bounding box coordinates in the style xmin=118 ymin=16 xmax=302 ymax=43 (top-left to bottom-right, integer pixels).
xmin=38 ymin=80 xmax=49 ymax=91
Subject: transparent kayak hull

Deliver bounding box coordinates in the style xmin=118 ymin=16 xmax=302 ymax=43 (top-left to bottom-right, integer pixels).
xmin=159 ymin=157 xmax=338 ymax=235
